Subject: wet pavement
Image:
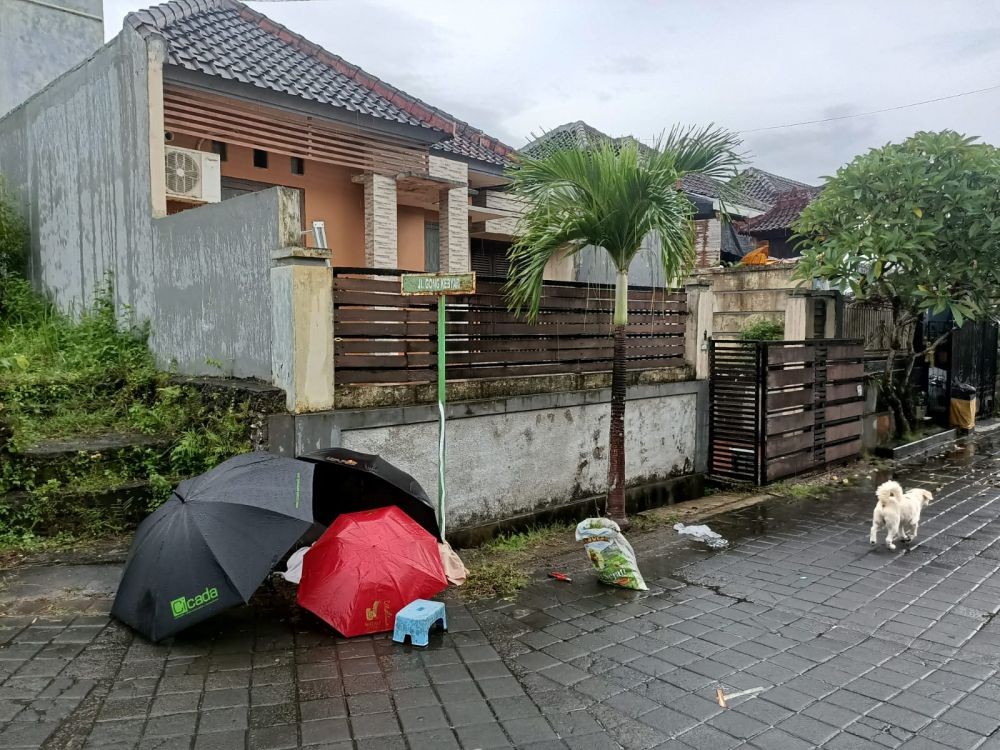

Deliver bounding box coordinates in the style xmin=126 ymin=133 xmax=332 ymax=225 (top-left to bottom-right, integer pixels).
xmin=5 ymin=439 xmax=1000 ymax=748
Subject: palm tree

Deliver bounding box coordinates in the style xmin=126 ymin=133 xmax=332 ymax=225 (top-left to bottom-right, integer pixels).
xmin=505 ymin=126 xmax=742 ymax=527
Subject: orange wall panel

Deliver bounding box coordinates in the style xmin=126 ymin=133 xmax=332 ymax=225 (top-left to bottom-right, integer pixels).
xmin=169 ymin=136 xmax=435 ymax=270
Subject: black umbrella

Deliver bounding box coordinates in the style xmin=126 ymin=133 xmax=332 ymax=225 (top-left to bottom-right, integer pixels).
xmin=299 ymin=448 xmax=440 ymax=539
xmin=112 ymin=453 xmax=315 ymax=642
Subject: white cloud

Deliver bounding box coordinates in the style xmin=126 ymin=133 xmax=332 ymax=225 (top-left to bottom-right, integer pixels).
xmin=103 ymin=0 xmax=1000 ymax=181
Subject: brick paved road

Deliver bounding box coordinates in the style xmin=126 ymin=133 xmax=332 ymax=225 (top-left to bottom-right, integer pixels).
xmin=4 ymin=439 xmax=1000 ymax=748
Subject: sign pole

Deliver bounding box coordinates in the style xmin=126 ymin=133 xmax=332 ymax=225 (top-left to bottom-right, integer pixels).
xmin=399 ymin=271 xmax=475 ymax=542
xmin=437 ymin=293 xmax=447 ymax=539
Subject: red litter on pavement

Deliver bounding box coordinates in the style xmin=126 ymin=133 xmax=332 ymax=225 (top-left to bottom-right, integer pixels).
xmin=297 ymin=506 xmax=446 ymax=637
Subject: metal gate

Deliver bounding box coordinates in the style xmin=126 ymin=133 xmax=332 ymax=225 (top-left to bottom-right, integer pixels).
xmin=925 ymin=317 xmax=998 ymax=418
xmin=709 ymin=339 xmax=866 ymax=485
xmin=950 ymin=321 xmax=997 ymax=416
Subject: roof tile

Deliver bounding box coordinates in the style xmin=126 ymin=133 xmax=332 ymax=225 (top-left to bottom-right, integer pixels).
xmin=740 ymin=187 xmax=822 ymax=235
xmin=128 ymin=0 xmax=512 ymax=167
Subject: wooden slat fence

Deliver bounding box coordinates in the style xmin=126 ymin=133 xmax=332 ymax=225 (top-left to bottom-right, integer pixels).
xmin=709 ymin=339 xmax=865 ymax=485
xmin=332 ymin=268 xmax=688 ymax=384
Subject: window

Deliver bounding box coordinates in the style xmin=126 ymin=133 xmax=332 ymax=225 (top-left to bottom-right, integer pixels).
xmin=211 ymin=141 xmax=227 ymax=161
xmin=424 ymin=222 xmax=440 ymax=272
xmin=470 ymin=238 xmax=512 ymax=277
xmin=290 ymin=156 xmax=305 ymax=175
xmin=253 ymin=149 xmax=268 ymax=168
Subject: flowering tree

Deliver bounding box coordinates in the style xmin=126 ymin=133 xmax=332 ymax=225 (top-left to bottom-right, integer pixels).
xmin=795 ymin=130 xmax=1000 ymax=434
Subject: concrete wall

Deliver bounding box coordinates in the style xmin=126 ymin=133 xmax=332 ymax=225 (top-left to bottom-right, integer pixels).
xmin=151 ymin=188 xmax=292 ymax=377
xmin=0 ymin=30 xmax=295 ymax=381
xmin=692 ymin=264 xmax=804 ymax=336
xmin=575 ymin=231 xmax=670 ymax=288
xmin=0 ymin=32 xmax=155 ymax=316
xmin=0 ymin=0 xmax=104 ymax=117
xmin=271 ymin=379 xmax=706 ymax=531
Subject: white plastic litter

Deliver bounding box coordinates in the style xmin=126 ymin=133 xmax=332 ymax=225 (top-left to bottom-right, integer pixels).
xmin=673 ymin=523 xmax=728 ymax=549
xmin=281 ymin=545 xmax=311 ymax=584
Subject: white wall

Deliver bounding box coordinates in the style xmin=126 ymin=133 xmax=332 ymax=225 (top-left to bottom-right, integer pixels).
xmin=273 ymin=380 xmax=705 ymax=531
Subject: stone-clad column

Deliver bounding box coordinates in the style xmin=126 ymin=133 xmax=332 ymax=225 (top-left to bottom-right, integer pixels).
xmin=360 ymin=173 xmax=398 ymax=268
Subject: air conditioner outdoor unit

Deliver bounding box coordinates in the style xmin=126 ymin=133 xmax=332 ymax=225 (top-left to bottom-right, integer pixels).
xmin=164 ymin=146 xmax=221 ymax=203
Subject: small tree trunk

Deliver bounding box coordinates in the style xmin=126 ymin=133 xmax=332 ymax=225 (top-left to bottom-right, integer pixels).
xmin=606 ymin=270 xmax=629 ymax=528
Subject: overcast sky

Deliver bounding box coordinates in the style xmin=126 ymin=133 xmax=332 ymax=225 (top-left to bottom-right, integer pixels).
xmin=103 ymin=0 xmax=1000 ymax=183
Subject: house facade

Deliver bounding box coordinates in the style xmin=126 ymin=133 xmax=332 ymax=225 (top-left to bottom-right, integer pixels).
xmin=0 ymin=0 xmax=542 ymax=379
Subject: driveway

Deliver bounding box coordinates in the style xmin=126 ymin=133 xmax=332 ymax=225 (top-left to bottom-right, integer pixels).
xmin=3 ymin=438 xmax=1000 ymax=748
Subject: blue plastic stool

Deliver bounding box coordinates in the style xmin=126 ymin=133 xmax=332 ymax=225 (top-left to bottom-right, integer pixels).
xmin=392 ymin=599 xmax=447 ymax=647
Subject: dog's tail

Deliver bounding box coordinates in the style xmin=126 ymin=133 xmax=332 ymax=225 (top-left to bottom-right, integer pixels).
xmin=877 ymin=480 xmax=904 ymax=508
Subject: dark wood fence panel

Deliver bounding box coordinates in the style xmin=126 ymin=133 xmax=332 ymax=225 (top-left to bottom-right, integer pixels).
xmin=709 ymin=339 xmax=865 ymax=485
xmin=708 ymin=340 xmax=762 ymax=484
xmin=332 ymin=268 xmax=687 ymax=385
xmin=763 ymin=340 xmax=865 ymax=483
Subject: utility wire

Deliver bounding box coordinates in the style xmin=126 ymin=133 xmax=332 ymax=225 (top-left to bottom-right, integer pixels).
xmin=740 ymin=83 xmax=1000 ymax=133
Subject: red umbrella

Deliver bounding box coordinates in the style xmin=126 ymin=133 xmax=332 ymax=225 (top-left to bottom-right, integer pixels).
xmin=297 ymin=506 xmax=447 ymax=637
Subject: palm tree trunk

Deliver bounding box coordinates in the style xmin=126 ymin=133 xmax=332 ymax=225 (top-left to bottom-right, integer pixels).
xmin=607 ymin=270 xmax=629 ymax=528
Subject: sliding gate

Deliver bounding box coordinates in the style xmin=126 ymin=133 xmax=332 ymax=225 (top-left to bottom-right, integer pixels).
xmin=709 ymin=339 xmax=865 ymax=485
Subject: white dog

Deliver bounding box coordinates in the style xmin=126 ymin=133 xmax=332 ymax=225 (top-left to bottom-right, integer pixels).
xmin=870 ymin=481 xmax=933 ymax=550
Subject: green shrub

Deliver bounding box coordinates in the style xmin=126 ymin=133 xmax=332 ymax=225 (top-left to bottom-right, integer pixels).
xmin=740 ymin=317 xmax=784 ymax=341
xmin=0 ymin=280 xmax=253 ymax=545
xmin=0 ymin=176 xmax=27 ymax=279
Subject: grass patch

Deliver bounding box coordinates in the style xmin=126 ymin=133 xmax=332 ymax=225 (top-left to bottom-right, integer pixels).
xmin=480 ymin=523 xmax=574 ymax=553
xmin=630 ymin=511 xmax=681 ymax=532
xmin=461 ymin=521 xmax=576 ymax=600
xmin=769 ymin=482 xmax=827 ymax=499
xmin=463 ymin=561 xmax=530 ymax=600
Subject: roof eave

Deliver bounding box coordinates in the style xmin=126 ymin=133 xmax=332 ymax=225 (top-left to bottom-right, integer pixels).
xmin=163 ymin=65 xmax=449 ymax=148
xmin=438 ymin=150 xmax=510 ymax=176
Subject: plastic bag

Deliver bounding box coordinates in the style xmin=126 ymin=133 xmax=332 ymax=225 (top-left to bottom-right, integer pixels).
xmin=673 ymin=523 xmax=728 ymax=549
xmin=438 ymin=541 xmax=468 ymax=586
xmin=575 ymin=518 xmax=647 ymax=591
xmin=281 ymin=545 xmax=311 ymax=584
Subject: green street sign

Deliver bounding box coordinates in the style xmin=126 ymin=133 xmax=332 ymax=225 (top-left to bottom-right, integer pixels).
xmin=400 ymin=272 xmax=476 ymax=296
xmin=397 ymin=272 xmax=476 ymax=540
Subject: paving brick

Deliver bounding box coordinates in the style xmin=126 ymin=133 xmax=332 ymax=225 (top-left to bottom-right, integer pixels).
xmin=501 ymin=716 xmax=558 ymax=745
xmin=675 ymin=723 xmax=743 ymax=749
xmin=455 ymin=722 xmax=511 ymax=749
xmin=638 ymin=705 xmax=698 ymax=735
xmin=749 ymin=728 xmax=814 ymax=750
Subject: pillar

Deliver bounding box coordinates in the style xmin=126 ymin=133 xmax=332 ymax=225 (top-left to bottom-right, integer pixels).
xmin=360 ymin=173 xmax=398 ymax=268
xmin=784 ymin=292 xmax=809 ymax=341
xmin=439 ymin=187 xmax=470 ymax=273
xmin=685 ymin=281 xmax=715 ymax=379
xmin=271 ymin=248 xmax=335 ymax=413
xmin=429 ymin=156 xmax=470 ymax=273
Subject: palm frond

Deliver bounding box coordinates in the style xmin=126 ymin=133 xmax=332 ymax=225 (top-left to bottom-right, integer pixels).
xmin=505 ymin=125 xmax=742 ymax=320
xmin=655 ymin=124 xmax=745 ymax=179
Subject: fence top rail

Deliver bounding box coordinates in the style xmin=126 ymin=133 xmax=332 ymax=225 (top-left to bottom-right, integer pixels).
xmin=713 ymin=338 xmax=864 ymax=347
xmin=329 ymin=267 xmax=685 ymax=295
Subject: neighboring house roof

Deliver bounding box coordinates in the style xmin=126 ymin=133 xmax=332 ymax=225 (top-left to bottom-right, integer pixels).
xmin=732 ymin=167 xmax=816 ymax=208
xmin=127 ymin=0 xmax=513 ymax=168
xmin=679 ymin=173 xmax=770 ymax=213
xmin=519 ymin=121 xmax=659 ymax=160
xmin=521 ymin=122 xmax=767 ymax=214
xmin=741 ymin=187 xmax=823 ymax=236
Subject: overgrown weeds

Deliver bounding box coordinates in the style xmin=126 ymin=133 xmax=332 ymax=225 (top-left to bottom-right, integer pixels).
xmin=0 ymin=277 xmax=253 ymax=549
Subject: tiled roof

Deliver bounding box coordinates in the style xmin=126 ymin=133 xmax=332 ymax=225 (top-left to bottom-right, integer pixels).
xmin=741 ymin=187 xmax=823 ymax=235
xmin=519 ymin=121 xmax=636 ymax=158
xmin=521 ymin=123 xmax=771 ymax=214
xmin=732 ymin=168 xmax=816 ymax=207
xmin=680 ymin=173 xmax=770 ymax=212
xmin=127 ymin=0 xmax=512 ymax=168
